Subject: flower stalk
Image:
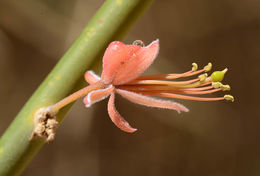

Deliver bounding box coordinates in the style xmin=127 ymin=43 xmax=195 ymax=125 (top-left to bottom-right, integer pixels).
xmin=50 ymin=81 xmax=107 ymax=113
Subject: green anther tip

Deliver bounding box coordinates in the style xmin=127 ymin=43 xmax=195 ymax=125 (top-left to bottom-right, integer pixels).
xmin=210 ymin=68 xmax=228 ymax=82
xmin=224 ymin=95 xmax=234 ymax=102
xmin=192 ymin=63 xmax=198 ymax=71
xmin=204 ymin=62 xmax=212 ymax=72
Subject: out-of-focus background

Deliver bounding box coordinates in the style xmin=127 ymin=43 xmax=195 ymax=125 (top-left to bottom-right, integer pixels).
xmin=0 ymin=0 xmax=259 ymax=175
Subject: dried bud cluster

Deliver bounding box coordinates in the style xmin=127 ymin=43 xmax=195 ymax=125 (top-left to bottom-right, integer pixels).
xmin=32 ymin=107 xmax=58 ymax=142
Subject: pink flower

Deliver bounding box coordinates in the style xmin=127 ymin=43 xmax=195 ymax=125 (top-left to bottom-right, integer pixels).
xmin=83 ymin=40 xmax=233 ymax=133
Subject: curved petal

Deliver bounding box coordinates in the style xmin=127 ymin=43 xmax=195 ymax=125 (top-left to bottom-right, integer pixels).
xmin=116 ymin=89 xmax=189 ymax=113
xmin=107 ymin=93 xmax=137 ymax=133
xmin=101 ymin=40 xmax=159 ymax=85
xmin=84 ymin=71 xmax=101 ymax=85
xmin=113 ymin=39 xmax=159 ymax=85
xmin=84 ymin=85 xmax=114 ymax=107
xmin=101 ymin=41 xmax=140 ymax=84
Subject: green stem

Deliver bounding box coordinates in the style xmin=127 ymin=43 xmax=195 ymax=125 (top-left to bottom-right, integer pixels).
xmin=0 ymin=0 xmax=154 ymax=175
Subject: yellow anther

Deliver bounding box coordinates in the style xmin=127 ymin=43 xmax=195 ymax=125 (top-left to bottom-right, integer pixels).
xmin=204 ymin=62 xmax=212 ymax=72
xmin=212 ymin=82 xmax=222 ymax=88
xmin=199 ymin=73 xmax=208 ymax=82
xmin=192 ymin=63 xmax=198 ymax=71
xmin=224 ymin=95 xmax=234 ymax=102
xmin=210 ymin=68 xmax=228 ymax=82
xmin=221 ymin=84 xmax=231 ymax=91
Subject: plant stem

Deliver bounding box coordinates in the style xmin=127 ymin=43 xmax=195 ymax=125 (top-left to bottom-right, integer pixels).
xmin=0 ymin=0 xmax=154 ymax=175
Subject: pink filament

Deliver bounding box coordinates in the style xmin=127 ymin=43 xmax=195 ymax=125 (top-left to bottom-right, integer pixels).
xmin=140 ymin=92 xmax=225 ymax=101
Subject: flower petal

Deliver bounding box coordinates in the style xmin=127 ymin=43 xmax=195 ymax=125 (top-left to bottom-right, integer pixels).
xmin=101 ymin=41 xmax=141 ymax=84
xmin=101 ymin=40 xmax=159 ymax=85
xmin=113 ymin=39 xmax=159 ymax=85
xmin=84 ymin=85 xmax=114 ymax=107
xmin=84 ymin=71 xmax=101 ymax=85
xmin=116 ymin=89 xmax=189 ymax=113
xmin=107 ymin=93 xmax=137 ymax=133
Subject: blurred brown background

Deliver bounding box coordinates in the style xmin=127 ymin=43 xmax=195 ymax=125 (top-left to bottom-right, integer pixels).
xmin=0 ymin=0 xmax=259 ymax=175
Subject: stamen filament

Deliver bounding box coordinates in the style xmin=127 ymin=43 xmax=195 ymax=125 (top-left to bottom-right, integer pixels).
xmin=118 ymin=85 xmax=219 ymax=95
xmin=135 ymin=63 xmax=212 ymax=80
xmin=135 ymin=69 xmax=206 ymax=81
xmin=125 ymin=87 xmax=221 ymax=95
xmin=184 ymin=85 xmax=214 ymax=91
xmin=170 ymin=88 xmax=222 ymax=95
xmin=128 ymin=78 xmax=200 ymax=86
xmin=118 ymin=85 xmax=180 ymax=91
xmin=141 ymin=92 xmax=225 ymax=101
xmin=134 ymin=71 xmax=192 ymax=80
xmin=168 ymin=68 xmax=205 ymax=79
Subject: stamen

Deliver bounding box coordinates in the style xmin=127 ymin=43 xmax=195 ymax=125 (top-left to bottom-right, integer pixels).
xmin=203 ymin=62 xmax=212 ymax=72
xmin=212 ymin=82 xmax=222 ymax=88
xmin=135 ymin=63 xmax=210 ymax=80
xmin=212 ymin=82 xmax=231 ymax=91
xmin=133 ymin=72 xmax=191 ymax=81
xmin=174 ymin=88 xmax=222 ymax=95
xmin=128 ymin=87 xmax=222 ymax=95
xmin=141 ymin=92 xmax=226 ymax=101
xmin=199 ymin=73 xmax=208 ymax=82
xmin=119 ymin=84 xmax=221 ymax=95
xmin=128 ymin=78 xmax=211 ymax=89
xmin=117 ymin=85 xmax=180 ymax=91
xmin=171 ymin=78 xmax=212 ymax=88
xmin=166 ymin=63 xmax=212 ymax=79
xmin=224 ymin=95 xmax=234 ymax=102
xmin=192 ymin=63 xmax=198 ymax=71
xmin=128 ymin=78 xmax=200 ymax=86
xmin=166 ymin=69 xmax=204 ymax=79
xmin=116 ymin=62 xmax=233 ymax=103
xmin=184 ymin=85 xmax=213 ymax=91
xmin=221 ymin=85 xmax=231 ymax=91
